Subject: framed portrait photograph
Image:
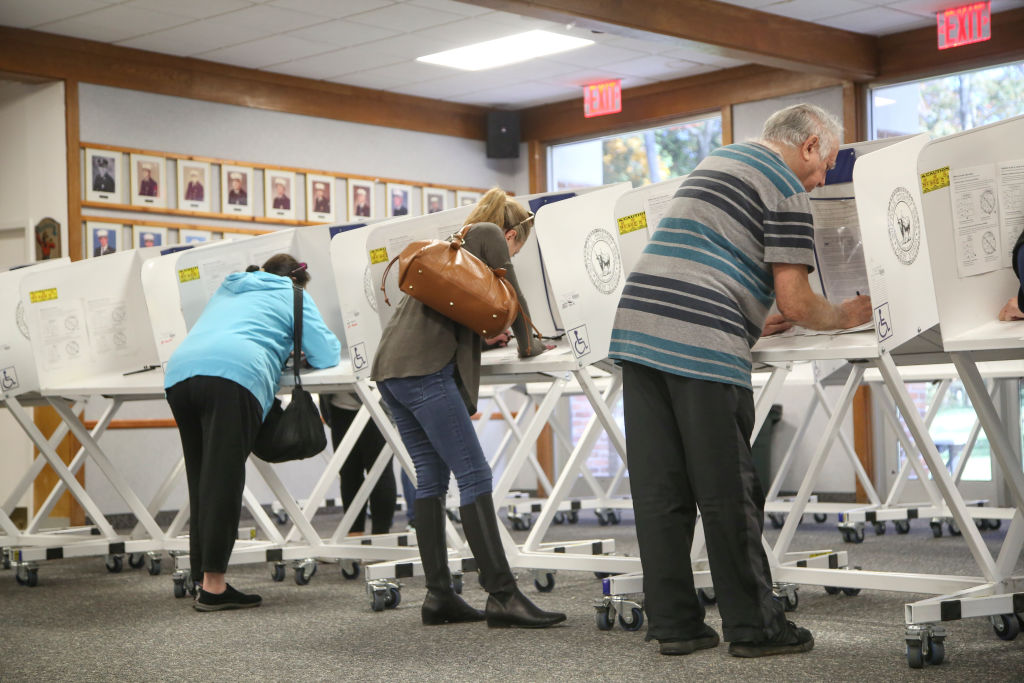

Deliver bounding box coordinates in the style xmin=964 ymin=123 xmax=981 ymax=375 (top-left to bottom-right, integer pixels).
xmin=456 ymin=190 xmax=481 ymax=207
xmin=221 ymin=165 xmax=254 ymax=216
xmin=265 ymin=169 xmax=297 ymax=220
xmin=348 ymin=180 xmax=375 ymax=222
xmin=306 ymin=173 xmax=335 ymax=223
xmin=423 ymin=187 xmax=448 ymax=214
xmin=387 ymin=183 xmax=413 ymax=218
xmin=179 ymin=228 xmax=212 ymax=244
xmin=87 ymin=222 xmax=120 ymax=258
xmin=85 ymin=148 xmax=122 ymax=204
xmin=133 ymin=225 xmax=168 ymax=249
xmin=130 ymin=154 xmax=166 ymax=208
xmin=177 ymin=160 xmax=211 ymax=213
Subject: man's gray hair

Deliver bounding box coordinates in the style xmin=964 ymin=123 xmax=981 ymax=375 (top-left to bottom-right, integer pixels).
xmin=761 ymin=103 xmax=843 ymax=160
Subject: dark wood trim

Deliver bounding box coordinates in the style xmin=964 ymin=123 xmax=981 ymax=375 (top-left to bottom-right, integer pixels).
xmin=878 ymin=7 xmax=1024 ymax=84
xmin=521 ymin=65 xmax=842 ymax=143
xmin=528 ymin=140 xmax=548 ymax=194
xmin=82 ymin=201 xmax=313 ymax=227
xmin=721 ymin=105 xmax=733 ymax=146
xmin=0 ymin=26 xmax=488 ymax=141
xmin=462 ymin=0 xmax=877 ymax=81
xmin=34 ymin=406 xmax=85 ymax=525
xmin=852 ymin=385 xmax=874 ymax=504
xmin=81 ymin=214 xmax=271 ymax=236
xmin=537 ymin=424 xmax=554 ymax=497
xmin=65 ymin=80 xmax=82 ymax=262
xmin=841 ymin=82 xmax=858 ymax=144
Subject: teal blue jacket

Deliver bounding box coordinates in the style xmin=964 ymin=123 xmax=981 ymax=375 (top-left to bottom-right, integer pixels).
xmin=164 ymin=271 xmax=341 ymax=417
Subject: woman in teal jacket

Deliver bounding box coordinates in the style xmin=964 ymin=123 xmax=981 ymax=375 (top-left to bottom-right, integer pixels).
xmin=165 ymin=253 xmax=340 ymax=611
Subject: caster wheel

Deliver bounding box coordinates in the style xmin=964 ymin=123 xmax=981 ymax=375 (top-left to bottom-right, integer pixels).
xmin=452 ymin=573 xmax=463 ymax=595
xmin=567 ymin=511 xmax=579 ymax=524
xmin=781 ymin=592 xmax=798 ymax=612
xmin=386 ymin=587 xmax=401 ymax=609
xmin=906 ymin=641 xmax=924 ymax=669
xmin=294 ymin=562 xmax=317 ymax=586
xmin=608 ymin=510 xmax=621 ymax=525
xmin=975 ymin=518 xmax=990 ymax=531
xmin=927 ymin=637 xmax=945 ymax=665
xmin=768 ymin=513 xmax=784 ymax=529
xmin=930 ymin=521 xmax=943 ymax=538
xmin=2 ymin=550 xmax=10 ymax=570
xmin=947 ymin=521 xmax=961 ymax=537
xmin=173 ymin=579 xmax=186 ymax=599
xmin=594 ymin=571 xmax=611 ymax=580
xmin=274 ymin=510 xmax=288 ymax=525
xmin=895 ymin=520 xmax=911 ymax=534
xmin=596 ymin=512 xmax=609 ymax=526
xmin=16 ymin=567 xmax=39 ymax=587
xmin=105 ymin=555 xmax=123 ymax=573
xmin=841 ymin=527 xmax=864 ymax=543
xmin=534 ymin=572 xmax=555 ymax=593
xmin=618 ymin=607 xmax=644 ymax=631
xmin=553 ymin=512 xmax=565 ymax=525
xmin=841 ymin=587 xmax=861 ymax=596
xmin=147 ymin=557 xmax=162 ymax=576
xmin=813 ymin=513 xmax=827 ymax=523
xmin=989 ymin=519 xmax=1001 ymax=530
xmin=128 ymin=553 xmax=145 ymax=569
xmin=340 ymin=562 xmax=361 ymax=580
xmin=697 ymin=587 xmax=717 ymax=606
xmin=873 ymin=521 xmax=886 ymax=536
xmin=270 ymin=563 xmax=286 ymax=582
xmin=511 ymin=517 xmax=526 ymax=531
xmin=371 ymin=591 xmax=387 ymax=612
xmin=993 ymin=613 xmax=1020 ymax=641
xmin=596 ymin=606 xmax=613 ymax=631
xmin=824 ymin=586 xmax=841 ymax=595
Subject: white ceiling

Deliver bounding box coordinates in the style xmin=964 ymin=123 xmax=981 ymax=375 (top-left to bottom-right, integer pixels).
xmin=1 ymin=0 xmax=1022 ymax=108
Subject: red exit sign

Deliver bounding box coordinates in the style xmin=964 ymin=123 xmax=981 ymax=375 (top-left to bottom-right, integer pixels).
xmin=583 ymin=80 xmax=621 ymax=118
xmin=937 ymin=2 xmax=991 ymax=50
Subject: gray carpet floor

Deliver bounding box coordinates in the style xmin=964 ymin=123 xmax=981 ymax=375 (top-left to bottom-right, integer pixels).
xmin=2 ymin=511 xmax=1022 ymax=682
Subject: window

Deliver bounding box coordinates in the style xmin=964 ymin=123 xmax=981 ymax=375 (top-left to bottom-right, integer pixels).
xmin=898 ymin=381 xmax=991 ymax=482
xmin=549 ymin=114 xmax=722 ymax=191
xmin=871 ymin=60 xmax=1024 ymax=139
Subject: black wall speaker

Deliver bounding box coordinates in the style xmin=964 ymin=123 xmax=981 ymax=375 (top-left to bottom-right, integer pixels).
xmin=486 ymin=110 xmax=520 ymax=159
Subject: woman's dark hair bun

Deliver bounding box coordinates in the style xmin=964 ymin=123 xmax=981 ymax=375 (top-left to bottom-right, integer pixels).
xmin=261 ymin=253 xmax=311 ymax=288
xmin=245 ymin=265 xmax=260 ymax=272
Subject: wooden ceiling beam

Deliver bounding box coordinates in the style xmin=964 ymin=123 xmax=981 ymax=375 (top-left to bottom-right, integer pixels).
xmin=878 ymin=7 xmax=1024 ymax=84
xmin=0 ymin=26 xmax=489 ymax=140
xmin=520 ymin=64 xmax=842 ymax=142
xmin=461 ymin=0 xmax=878 ymax=81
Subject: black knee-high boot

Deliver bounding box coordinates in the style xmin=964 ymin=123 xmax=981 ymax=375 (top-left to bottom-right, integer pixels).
xmin=415 ymin=497 xmax=484 ymax=625
xmin=459 ymin=492 xmax=566 ymax=629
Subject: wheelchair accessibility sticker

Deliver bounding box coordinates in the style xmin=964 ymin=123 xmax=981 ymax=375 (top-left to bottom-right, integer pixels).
xmin=350 ymin=343 xmax=368 ymax=372
xmin=1 ymin=365 xmax=19 ymax=392
xmin=874 ymin=302 xmax=893 ymax=342
xmin=568 ymin=324 xmax=591 ymax=359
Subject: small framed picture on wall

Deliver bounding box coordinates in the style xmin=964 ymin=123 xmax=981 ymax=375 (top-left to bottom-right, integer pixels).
xmin=87 ymin=222 xmax=119 ymax=258
xmin=387 ymin=183 xmax=413 ymax=217
xmin=423 ymin=187 xmax=448 ymax=214
xmin=306 ymin=174 xmax=335 ymax=223
xmin=456 ymin=190 xmax=481 ymax=207
xmin=265 ymin=169 xmax=297 ymax=220
xmin=130 ymin=154 xmax=166 ymax=208
xmin=221 ymin=165 xmax=254 ymax=216
xmin=85 ymin=148 xmax=122 ymax=204
xmin=179 ymin=228 xmax=211 ymax=244
xmin=348 ymin=180 xmax=375 ymax=222
xmin=177 ymin=160 xmax=211 ymax=213
xmin=133 ymin=225 xmax=168 ymax=249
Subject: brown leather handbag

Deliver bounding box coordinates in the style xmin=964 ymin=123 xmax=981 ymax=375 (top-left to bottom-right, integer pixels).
xmin=381 ymin=224 xmax=520 ymax=337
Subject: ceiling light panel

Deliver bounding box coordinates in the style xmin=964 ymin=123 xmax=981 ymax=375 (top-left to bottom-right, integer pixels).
xmin=416 ymin=30 xmax=593 ymax=71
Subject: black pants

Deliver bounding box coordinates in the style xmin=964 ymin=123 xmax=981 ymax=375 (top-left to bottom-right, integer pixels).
xmin=621 ymin=361 xmax=785 ymax=644
xmin=166 ymin=376 xmax=262 ymax=576
xmin=324 ymin=403 xmax=396 ymax=535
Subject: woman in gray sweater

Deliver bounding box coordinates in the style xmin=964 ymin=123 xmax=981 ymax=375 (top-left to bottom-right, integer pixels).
xmin=371 ymin=188 xmax=565 ymax=629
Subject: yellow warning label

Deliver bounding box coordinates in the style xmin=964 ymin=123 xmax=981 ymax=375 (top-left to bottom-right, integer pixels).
xmin=369 ymin=247 xmax=389 ymax=265
xmin=617 ymin=211 xmax=648 ymax=235
xmin=29 ymin=288 xmax=58 ymax=303
xmin=178 ymin=266 xmax=200 ymax=283
xmin=920 ymin=166 xmax=950 ymax=194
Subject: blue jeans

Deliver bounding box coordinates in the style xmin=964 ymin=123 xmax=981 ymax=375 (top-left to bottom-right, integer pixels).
xmin=378 ymin=362 xmax=492 ymax=506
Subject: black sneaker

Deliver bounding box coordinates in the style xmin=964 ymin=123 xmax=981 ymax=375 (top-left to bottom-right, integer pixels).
xmin=193 ymin=584 xmax=262 ymax=612
xmin=728 ymin=620 xmax=814 ymax=658
xmin=659 ymin=624 xmax=720 ymax=655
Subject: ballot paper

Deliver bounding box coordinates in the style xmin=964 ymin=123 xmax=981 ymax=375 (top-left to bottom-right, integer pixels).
xmin=199 ymin=256 xmax=246 ymax=297
xmin=809 ymin=198 xmax=869 ymax=304
xmin=950 ymin=164 xmax=1001 ymax=277
xmin=998 ymin=160 xmax=1024 ymax=266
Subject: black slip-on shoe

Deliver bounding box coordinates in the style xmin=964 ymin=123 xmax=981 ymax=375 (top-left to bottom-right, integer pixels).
xmin=193 ymin=584 xmax=263 ymax=612
xmin=659 ymin=624 xmax=720 ymax=655
xmin=728 ymin=620 xmax=814 ymax=658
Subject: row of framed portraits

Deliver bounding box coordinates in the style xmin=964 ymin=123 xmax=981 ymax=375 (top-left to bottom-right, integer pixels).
xmin=84 ymin=148 xmax=483 ymax=223
xmin=86 ymin=221 xmax=222 ymax=258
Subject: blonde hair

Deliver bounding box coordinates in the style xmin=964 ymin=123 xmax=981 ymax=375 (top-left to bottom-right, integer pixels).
xmin=464 ymin=187 xmax=533 ymax=245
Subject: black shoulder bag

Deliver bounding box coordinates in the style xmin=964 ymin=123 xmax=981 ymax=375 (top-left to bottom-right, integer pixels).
xmin=252 ymin=285 xmax=328 ymax=463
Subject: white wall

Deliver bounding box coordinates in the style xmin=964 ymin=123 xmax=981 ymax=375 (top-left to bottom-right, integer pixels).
xmin=0 ymin=79 xmax=68 ymax=513
xmin=732 ymin=86 xmax=845 ymax=145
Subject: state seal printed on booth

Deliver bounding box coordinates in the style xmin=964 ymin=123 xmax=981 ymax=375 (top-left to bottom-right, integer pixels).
xmin=583 ymin=228 xmax=621 ymax=294
xmin=363 ymin=264 xmax=378 ymax=312
xmin=887 ymin=186 xmax=921 ymax=266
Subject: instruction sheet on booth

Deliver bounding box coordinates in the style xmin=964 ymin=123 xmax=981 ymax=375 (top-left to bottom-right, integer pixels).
xmin=950 ymin=164 xmax=1001 ymax=277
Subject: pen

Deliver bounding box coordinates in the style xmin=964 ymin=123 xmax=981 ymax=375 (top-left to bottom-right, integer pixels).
xmin=123 ymin=364 xmax=160 ymax=376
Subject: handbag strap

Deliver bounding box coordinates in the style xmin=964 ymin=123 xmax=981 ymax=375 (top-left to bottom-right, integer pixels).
xmin=292 ymin=284 xmax=303 ymax=387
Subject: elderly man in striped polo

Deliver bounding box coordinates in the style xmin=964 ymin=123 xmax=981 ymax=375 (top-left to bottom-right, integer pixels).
xmin=610 ymin=103 xmax=872 ymax=658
